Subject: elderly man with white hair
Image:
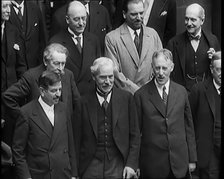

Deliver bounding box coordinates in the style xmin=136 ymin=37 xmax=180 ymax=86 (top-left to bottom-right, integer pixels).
xmin=76 ymin=57 xmax=140 ymax=179
xmin=166 ymin=3 xmax=220 ymax=93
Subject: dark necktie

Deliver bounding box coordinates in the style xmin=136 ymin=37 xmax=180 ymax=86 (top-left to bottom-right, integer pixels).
xmin=16 ymin=6 xmax=23 ymax=22
xmin=76 ymin=36 xmax=82 ymax=54
xmin=134 ymin=30 xmax=140 ymax=55
xmin=162 ymin=86 xmax=168 ymax=105
xmin=97 ymin=90 xmax=109 ymax=112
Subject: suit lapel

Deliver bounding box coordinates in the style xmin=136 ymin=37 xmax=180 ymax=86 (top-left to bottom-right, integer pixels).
xmin=111 ymin=88 xmax=122 ymax=130
xmin=9 ymin=7 xmax=23 ymax=34
xmin=86 ymin=92 xmax=98 ymax=139
xmin=148 ymin=81 xmax=166 ymax=117
xmin=166 ymin=81 xmax=177 ymax=116
xmin=50 ymin=103 xmax=65 ymax=149
xmin=61 ymin=73 xmax=68 ymax=104
xmin=79 ymin=33 xmax=93 ymax=80
xmin=149 ymin=0 xmax=166 ymax=21
xmin=205 ymin=80 xmax=216 ymax=119
xmin=5 ymin=23 xmax=14 ymax=63
xmin=31 ymin=101 xmax=53 ymax=138
xmin=176 ymin=32 xmax=187 ymax=77
xmin=120 ymin=24 xmax=139 ymax=67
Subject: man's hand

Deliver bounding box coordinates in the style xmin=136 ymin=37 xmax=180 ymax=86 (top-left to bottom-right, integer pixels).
xmin=207 ymin=48 xmax=215 ymax=59
xmin=189 ymin=162 xmax=196 ymax=172
xmin=123 ymin=166 xmax=137 ymax=179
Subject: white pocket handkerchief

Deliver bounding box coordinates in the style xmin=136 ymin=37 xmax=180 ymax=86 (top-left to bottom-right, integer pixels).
xmin=160 ymin=11 xmax=167 ymax=16
xmin=34 ymin=23 xmax=38 ymax=26
xmin=13 ymin=44 xmax=20 ymax=51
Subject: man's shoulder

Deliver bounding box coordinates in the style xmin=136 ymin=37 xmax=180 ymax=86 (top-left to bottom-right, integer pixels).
xmin=23 ymin=65 xmax=44 ymax=78
xmin=20 ymin=99 xmax=38 ymax=113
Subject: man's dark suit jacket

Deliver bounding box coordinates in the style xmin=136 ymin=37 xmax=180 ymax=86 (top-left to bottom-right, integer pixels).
xmin=166 ymin=30 xmax=220 ymax=89
xmin=12 ymin=100 xmax=77 ymax=179
xmin=189 ymin=78 xmax=221 ymax=169
xmin=9 ymin=1 xmax=47 ymax=68
xmin=2 ymin=64 xmax=80 ymax=121
xmin=134 ymin=79 xmax=197 ymax=178
xmin=1 ymin=21 xmax=27 ymax=92
xmin=145 ymin=0 xmax=176 ymax=47
xmin=50 ymin=1 xmax=111 ymax=54
xmin=77 ymin=87 xmax=140 ymax=175
xmin=49 ymin=30 xmax=101 ymax=95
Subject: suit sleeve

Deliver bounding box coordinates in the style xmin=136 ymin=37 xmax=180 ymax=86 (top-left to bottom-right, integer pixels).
xmin=183 ymin=89 xmax=197 ymax=162
xmin=12 ymin=109 xmax=31 ymax=178
xmin=2 ymin=72 xmax=32 ymax=119
xmin=126 ymin=94 xmax=141 ymax=170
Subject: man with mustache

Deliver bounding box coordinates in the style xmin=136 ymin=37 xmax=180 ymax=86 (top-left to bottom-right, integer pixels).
xmin=50 ymin=0 xmax=101 ymax=96
xmin=105 ymin=0 xmax=162 ymax=95
xmin=2 ymin=43 xmax=80 ymax=146
xmin=166 ymin=3 xmax=220 ymax=93
xmin=189 ymin=51 xmax=221 ymax=179
xmin=77 ymin=57 xmax=140 ymax=179
xmin=12 ymin=71 xmax=78 ymax=179
xmin=134 ymin=49 xmax=197 ymax=179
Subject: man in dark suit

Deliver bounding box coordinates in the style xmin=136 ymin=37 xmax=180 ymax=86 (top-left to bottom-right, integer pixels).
xmin=134 ymin=49 xmax=197 ymax=179
xmin=77 ymin=57 xmax=140 ymax=178
xmin=12 ymin=71 xmax=78 ymax=179
xmin=2 ymin=43 xmax=80 ymax=148
xmin=189 ymin=51 xmax=221 ymax=179
xmin=50 ymin=0 xmax=101 ymax=96
xmin=9 ymin=0 xmax=47 ymax=69
xmin=143 ymin=0 xmax=176 ymax=47
xmin=166 ymin=3 xmax=220 ymax=92
xmin=1 ymin=0 xmax=27 ymax=93
xmin=50 ymin=0 xmax=112 ymax=54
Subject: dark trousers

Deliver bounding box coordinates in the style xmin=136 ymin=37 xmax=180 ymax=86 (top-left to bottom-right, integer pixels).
xmin=198 ymin=150 xmax=220 ymax=179
xmin=81 ymin=152 xmax=124 ymax=179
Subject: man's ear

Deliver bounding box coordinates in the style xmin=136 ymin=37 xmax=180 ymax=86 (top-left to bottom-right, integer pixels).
xmin=39 ymin=87 xmax=45 ymax=97
xmin=91 ymin=74 xmax=96 ymax=81
xmin=170 ymin=63 xmax=174 ymax=72
xmin=65 ymin=15 xmax=69 ymax=25
xmin=123 ymin=11 xmax=126 ymax=20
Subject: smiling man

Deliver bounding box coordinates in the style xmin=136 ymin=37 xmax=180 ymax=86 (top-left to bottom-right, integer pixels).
xmin=77 ymin=57 xmax=140 ymax=179
xmin=134 ymin=49 xmax=197 ymax=179
xmin=12 ymin=71 xmax=78 ymax=179
xmin=166 ymin=3 xmax=220 ymax=92
xmin=105 ymin=0 xmax=162 ymax=95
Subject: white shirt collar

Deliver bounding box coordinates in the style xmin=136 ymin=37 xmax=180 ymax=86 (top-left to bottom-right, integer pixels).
xmin=2 ymin=21 xmax=5 ymax=29
xmin=38 ymin=96 xmax=54 ymax=111
xmin=127 ymin=25 xmax=141 ymax=40
xmin=68 ymin=27 xmax=83 ymax=46
xmin=213 ymin=79 xmax=221 ymax=94
xmin=154 ymin=78 xmax=170 ymax=96
xmin=96 ymin=90 xmax=112 ymax=106
xmin=12 ymin=1 xmax=24 ymax=15
xmin=85 ymin=3 xmax=89 ymax=14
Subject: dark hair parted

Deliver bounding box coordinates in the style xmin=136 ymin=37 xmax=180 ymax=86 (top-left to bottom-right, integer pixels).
xmin=38 ymin=71 xmax=62 ymax=90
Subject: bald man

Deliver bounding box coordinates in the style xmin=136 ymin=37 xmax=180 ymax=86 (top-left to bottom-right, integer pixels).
xmin=49 ymin=0 xmax=101 ymax=96
xmin=166 ymin=3 xmax=220 ymax=92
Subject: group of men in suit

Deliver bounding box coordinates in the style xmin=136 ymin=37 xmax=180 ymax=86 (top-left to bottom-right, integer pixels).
xmin=1 ymin=0 xmax=221 ymax=179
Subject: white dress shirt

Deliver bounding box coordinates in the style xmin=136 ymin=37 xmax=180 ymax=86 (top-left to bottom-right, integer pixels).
xmin=154 ymin=78 xmax=170 ymax=99
xmin=190 ymin=28 xmax=201 ymax=52
xmin=68 ymin=27 xmax=83 ymax=47
xmin=213 ymin=79 xmax=221 ymax=95
xmin=127 ymin=26 xmax=141 ymax=41
xmin=38 ymin=96 xmax=55 ymax=126
xmin=96 ymin=91 xmax=112 ymax=106
xmin=12 ymin=0 xmax=24 ymax=16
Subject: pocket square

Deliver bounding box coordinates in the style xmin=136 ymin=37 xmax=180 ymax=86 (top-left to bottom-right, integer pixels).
xmin=13 ymin=44 xmax=20 ymax=51
xmin=34 ymin=23 xmax=38 ymax=26
xmin=160 ymin=11 xmax=167 ymax=16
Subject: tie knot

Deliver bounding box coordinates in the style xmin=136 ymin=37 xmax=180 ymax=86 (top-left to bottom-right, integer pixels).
xmin=134 ymin=30 xmax=138 ymax=37
xmin=163 ymin=86 xmax=166 ymax=91
xmin=76 ymin=36 xmax=81 ymax=42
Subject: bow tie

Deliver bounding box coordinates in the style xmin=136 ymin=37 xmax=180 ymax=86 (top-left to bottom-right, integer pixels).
xmin=189 ymin=34 xmax=201 ymax=41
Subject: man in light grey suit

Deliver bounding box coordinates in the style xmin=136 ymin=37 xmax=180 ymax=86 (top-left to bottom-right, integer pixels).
xmin=105 ymin=0 xmax=162 ymax=94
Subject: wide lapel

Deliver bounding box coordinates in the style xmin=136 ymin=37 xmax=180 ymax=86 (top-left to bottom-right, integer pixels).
xmin=120 ymin=24 xmax=139 ymax=67
xmin=176 ymin=32 xmax=187 ymax=77
xmin=31 ymin=100 xmax=52 ymax=138
xmin=88 ymin=2 xmax=96 ymax=32
xmin=79 ymin=33 xmax=94 ymax=80
xmin=61 ymin=73 xmax=68 ymax=104
xmin=205 ymin=80 xmax=216 ymax=119
xmin=111 ymin=88 xmax=122 ymax=130
xmin=5 ymin=23 xmax=14 ymax=63
xmin=25 ymin=2 xmax=36 ymax=40
xmin=147 ymin=81 xmax=166 ymax=117
xmin=9 ymin=6 xmax=22 ymax=34
xmin=86 ymin=91 xmax=98 ymax=139
xmin=49 ymin=103 xmax=65 ymax=149
xmin=166 ymin=81 xmax=177 ymax=116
